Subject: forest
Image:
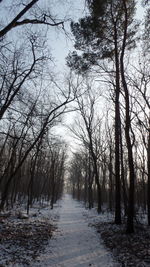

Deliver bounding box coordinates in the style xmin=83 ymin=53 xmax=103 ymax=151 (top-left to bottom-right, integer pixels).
xmin=67 ymin=0 xmax=150 ymax=234
xmin=0 ymin=0 xmax=150 ymax=265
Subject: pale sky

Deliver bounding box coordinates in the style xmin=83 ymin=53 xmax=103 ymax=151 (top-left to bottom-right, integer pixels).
xmin=47 ymin=0 xmax=86 ymax=70
xmin=49 ymin=0 xmax=146 ymax=152
xmin=0 ymin=0 xmax=146 ymax=153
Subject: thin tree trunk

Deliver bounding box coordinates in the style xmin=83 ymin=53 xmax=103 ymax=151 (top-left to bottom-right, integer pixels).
xmin=120 ymin=123 xmax=128 ymax=215
xmin=114 ymin=22 xmax=121 ymax=224
xmin=147 ymin=116 xmax=150 ymax=225
xmin=108 ymin=145 xmax=113 ymax=211
xmin=92 ymin=153 xmax=101 ymax=213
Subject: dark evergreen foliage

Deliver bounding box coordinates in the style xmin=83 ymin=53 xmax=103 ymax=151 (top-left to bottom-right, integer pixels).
xmin=67 ymin=0 xmax=138 ymax=73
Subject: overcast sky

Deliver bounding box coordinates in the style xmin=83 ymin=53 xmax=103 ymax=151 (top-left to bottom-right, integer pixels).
xmin=0 ymin=0 xmax=146 ymax=153
xmin=48 ymin=0 xmax=146 ymax=152
xmin=0 ymin=0 xmax=145 ymax=70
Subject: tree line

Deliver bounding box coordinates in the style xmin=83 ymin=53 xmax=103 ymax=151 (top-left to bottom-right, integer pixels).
xmin=0 ymin=0 xmax=77 ymax=213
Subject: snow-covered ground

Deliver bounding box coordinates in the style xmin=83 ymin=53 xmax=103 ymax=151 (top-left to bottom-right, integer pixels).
xmin=33 ymin=194 xmax=118 ymax=267
xmin=2 ymin=194 xmax=150 ymax=266
xmin=0 ymin=201 xmax=59 ymax=266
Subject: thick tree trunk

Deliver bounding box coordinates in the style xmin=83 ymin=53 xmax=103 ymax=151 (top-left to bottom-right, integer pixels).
xmin=120 ymin=62 xmax=135 ymax=234
xmin=120 ymin=62 xmax=135 ymax=233
xmin=120 ymin=0 xmax=135 ymax=234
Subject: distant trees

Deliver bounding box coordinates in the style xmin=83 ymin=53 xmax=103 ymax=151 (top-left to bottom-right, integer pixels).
xmin=68 ymin=80 xmax=114 ymax=212
xmin=73 ymin=88 xmax=103 ymax=212
xmin=69 ymin=151 xmax=86 ymax=201
xmin=0 ymin=1 xmax=75 ymax=211
xmin=129 ymin=53 xmax=150 ymax=224
xmin=0 ymin=70 xmax=72 ymax=210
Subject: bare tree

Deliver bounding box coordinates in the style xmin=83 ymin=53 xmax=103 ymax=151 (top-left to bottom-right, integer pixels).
xmin=0 ymin=0 xmax=65 ymax=38
xmin=69 ymin=84 xmax=107 ymax=213
xmin=0 ymin=72 xmax=77 ymax=210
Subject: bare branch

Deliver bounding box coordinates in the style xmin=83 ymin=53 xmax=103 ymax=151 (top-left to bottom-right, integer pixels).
xmin=0 ymin=0 xmax=39 ymax=38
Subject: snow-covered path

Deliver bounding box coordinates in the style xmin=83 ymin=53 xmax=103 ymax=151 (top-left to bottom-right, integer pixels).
xmin=34 ymin=194 xmax=117 ymax=267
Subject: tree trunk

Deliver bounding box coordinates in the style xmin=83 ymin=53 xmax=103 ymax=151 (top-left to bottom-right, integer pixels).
xmin=108 ymin=145 xmax=113 ymax=211
xmin=120 ymin=0 xmax=135 ymax=234
xmin=147 ymin=116 xmax=150 ymax=225
xmin=92 ymin=154 xmax=101 ymax=213
xmin=114 ymin=22 xmax=122 ymax=224
xmin=120 ymin=123 xmax=128 ymax=215
xmin=120 ymin=67 xmax=135 ymax=233
xmin=88 ymin=157 xmax=93 ymax=209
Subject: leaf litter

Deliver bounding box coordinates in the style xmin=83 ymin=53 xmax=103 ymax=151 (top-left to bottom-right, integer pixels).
xmin=0 ymin=202 xmax=58 ymax=266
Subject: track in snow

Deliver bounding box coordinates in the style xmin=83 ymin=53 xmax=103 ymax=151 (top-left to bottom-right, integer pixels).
xmin=34 ymin=194 xmax=118 ymax=267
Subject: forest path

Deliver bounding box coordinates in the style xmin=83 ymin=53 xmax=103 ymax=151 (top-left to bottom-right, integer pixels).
xmin=34 ymin=194 xmax=117 ymax=267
